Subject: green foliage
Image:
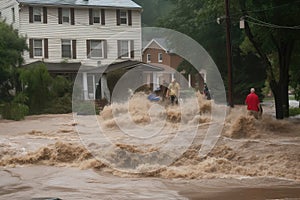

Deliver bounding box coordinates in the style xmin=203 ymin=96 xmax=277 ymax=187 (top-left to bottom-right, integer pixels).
xmin=2 ymin=102 xmax=29 ymax=121
xmin=19 ymin=63 xmax=53 ymax=114
xmin=0 ymin=21 xmax=27 ymax=101
xmin=159 ymin=0 xmax=266 ymax=104
xmin=106 ymin=69 xmax=126 ymax=94
xmin=44 ymin=94 xmax=72 ymax=114
xmin=132 ymin=0 xmax=174 ymax=26
xmin=289 ymin=108 xmax=300 ymax=117
xmin=19 ymin=64 xmax=73 ymax=115
xmin=290 ymin=41 xmax=300 ymax=101
xmin=0 ymin=91 xmax=29 ymax=120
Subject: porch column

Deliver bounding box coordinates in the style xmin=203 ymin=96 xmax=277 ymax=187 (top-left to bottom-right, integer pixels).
xmin=101 ymin=74 xmax=110 ymax=102
xmin=82 ymin=72 xmax=88 ymax=100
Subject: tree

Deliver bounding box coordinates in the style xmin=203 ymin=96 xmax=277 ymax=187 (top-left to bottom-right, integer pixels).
xmin=0 ymin=21 xmax=27 ymax=102
xmin=239 ymin=0 xmax=300 ymax=118
xmin=19 ymin=63 xmax=53 ymax=114
xmin=290 ymin=41 xmax=300 ymax=107
xmin=133 ymin=0 xmax=174 ymax=26
xmin=158 ymin=0 xmax=266 ymax=104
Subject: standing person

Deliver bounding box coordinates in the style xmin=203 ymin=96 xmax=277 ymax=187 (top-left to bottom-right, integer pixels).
xmin=245 ymin=88 xmax=260 ymax=119
xmin=160 ymin=80 xmax=169 ymax=101
xmin=203 ymin=83 xmax=211 ymax=100
xmin=166 ymin=78 xmax=180 ymax=105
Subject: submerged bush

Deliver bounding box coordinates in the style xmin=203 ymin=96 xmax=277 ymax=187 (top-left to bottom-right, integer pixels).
xmin=2 ymin=102 xmax=29 ymax=120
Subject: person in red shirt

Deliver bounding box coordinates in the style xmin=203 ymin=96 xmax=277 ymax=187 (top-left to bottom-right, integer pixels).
xmin=245 ymin=88 xmax=261 ymax=119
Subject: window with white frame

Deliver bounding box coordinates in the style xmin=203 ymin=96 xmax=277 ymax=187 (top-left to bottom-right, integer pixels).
xmin=147 ymin=54 xmax=151 ymax=63
xmin=93 ymin=9 xmax=100 ymax=23
xmin=120 ymin=40 xmax=130 ymax=58
xmin=61 ymin=39 xmax=71 ymax=58
xmin=158 ymin=53 xmax=163 ymax=62
xmin=120 ymin=10 xmax=127 ymax=25
xmin=62 ymin=8 xmax=70 ymax=23
xmin=33 ymin=7 xmax=42 ymax=22
xmin=33 ymin=39 xmax=43 ymax=57
xmin=90 ymin=40 xmax=103 ymax=58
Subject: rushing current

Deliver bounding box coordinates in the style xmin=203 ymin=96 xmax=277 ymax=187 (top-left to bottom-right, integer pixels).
xmin=0 ymin=92 xmax=300 ymax=199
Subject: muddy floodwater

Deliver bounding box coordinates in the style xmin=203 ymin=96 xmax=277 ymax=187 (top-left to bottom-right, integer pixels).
xmin=0 ymin=93 xmax=300 ymax=199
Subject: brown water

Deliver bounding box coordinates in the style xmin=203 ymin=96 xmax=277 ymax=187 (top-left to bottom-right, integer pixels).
xmin=0 ymin=93 xmax=300 ymax=199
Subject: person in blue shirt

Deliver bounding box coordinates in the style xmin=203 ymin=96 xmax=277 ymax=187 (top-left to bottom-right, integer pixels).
xmin=148 ymin=87 xmax=161 ymax=102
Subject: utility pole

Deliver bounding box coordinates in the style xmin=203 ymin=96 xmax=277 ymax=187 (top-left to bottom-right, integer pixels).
xmin=225 ymin=0 xmax=233 ymax=107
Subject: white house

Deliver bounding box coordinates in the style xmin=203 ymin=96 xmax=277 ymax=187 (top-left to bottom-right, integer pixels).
xmin=0 ymin=0 xmax=143 ymax=100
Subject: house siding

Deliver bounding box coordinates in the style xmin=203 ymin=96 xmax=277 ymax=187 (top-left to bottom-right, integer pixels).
xmin=2 ymin=1 xmax=142 ymax=67
xmin=0 ymin=0 xmax=20 ymax=30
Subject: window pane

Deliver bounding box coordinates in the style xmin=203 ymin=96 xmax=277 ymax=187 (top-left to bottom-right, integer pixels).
xmin=158 ymin=53 xmax=163 ymax=62
xmin=147 ymin=54 xmax=151 ymax=62
xmin=33 ymin=39 xmax=42 ymax=57
xmin=120 ymin=11 xmax=127 ymax=24
xmin=33 ymin=7 xmax=41 ymax=22
xmin=93 ymin=9 xmax=100 ymax=23
xmin=120 ymin=40 xmax=129 ymax=57
xmin=90 ymin=40 xmax=103 ymax=58
xmin=62 ymin=40 xmax=71 ymax=58
xmin=62 ymin=9 xmax=69 ymax=23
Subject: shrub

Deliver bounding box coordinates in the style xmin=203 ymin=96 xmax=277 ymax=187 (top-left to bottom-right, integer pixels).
xmin=289 ymin=108 xmax=300 ymax=117
xmin=43 ymin=94 xmax=72 ymax=114
xmin=2 ymin=102 xmax=29 ymax=120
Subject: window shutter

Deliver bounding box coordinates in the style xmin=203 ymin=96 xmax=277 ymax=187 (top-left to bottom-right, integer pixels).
xmin=58 ymin=8 xmax=62 ymax=24
xmin=71 ymin=8 xmax=75 ymax=25
xmin=29 ymin=6 xmax=33 ymax=23
xmin=128 ymin=10 xmax=132 ymax=26
xmin=117 ymin=40 xmax=121 ymax=58
xmin=86 ymin=40 xmax=90 ymax=58
xmin=72 ymin=40 xmax=76 ymax=59
xmin=43 ymin=7 xmax=47 ymax=24
xmin=44 ymin=38 xmax=48 ymax=58
xmin=130 ymin=40 xmax=134 ymax=58
xmin=103 ymin=40 xmax=107 ymax=58
xmin=89 ymin=8 xmax=93 ymax=25
xmin=116 ymin=9 xmax=120 ymax=26
xmin=101 ymin=9 xmax=105 ymax=25
xmin=29 ymin=39 xmax=33 ymax=58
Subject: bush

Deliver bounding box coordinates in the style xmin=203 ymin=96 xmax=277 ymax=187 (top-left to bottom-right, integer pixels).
xmin=2 ymin=102 xmax=29 ymax=120
xmin=43 ymin=94 xmax=72 ymax=114
xmin=289 ymin=108 xmax=300 ymax=117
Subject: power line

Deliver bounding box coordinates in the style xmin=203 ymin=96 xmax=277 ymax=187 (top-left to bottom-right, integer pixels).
xmin=244 ymin=15 xmax=300 ymax=30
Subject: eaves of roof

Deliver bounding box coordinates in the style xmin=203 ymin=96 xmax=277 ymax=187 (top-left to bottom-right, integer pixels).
xmin=17 ymin=0 xmax=142 ymax=10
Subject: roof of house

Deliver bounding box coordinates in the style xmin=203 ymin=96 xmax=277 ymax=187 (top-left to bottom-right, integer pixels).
xmin=143 ymin=38 xmax=176 ymax=53
xmin=83 ymin=60 xmax=163 ymax=73
xmin=17 ymin=0 xmax=142 ymax=9
xmin=22 ymin=60 xmax=163 ymax=74
xmin=22 ymin=61 xmax=81 ymax=73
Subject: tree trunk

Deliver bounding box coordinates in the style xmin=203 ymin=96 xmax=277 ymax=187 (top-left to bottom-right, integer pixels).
xmin=270 ymin=80 xmax=284 ymax=119
xmin=278 ymin=40 xmax=294 ymax=118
